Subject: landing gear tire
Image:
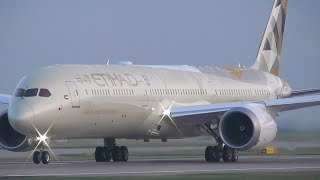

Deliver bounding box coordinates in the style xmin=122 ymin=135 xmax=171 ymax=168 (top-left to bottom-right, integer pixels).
xmin=95 ymin=146 xmax=111 ymax=162
xmin=112 ymin=146 xmax=122 ymax=162
xmin=103 ymin=147 xmax=111 ymax=162
xmin=205 ymin=146 xmax=213 ymax=162
xmin=41 ymin=151 xmax=50 ymax=164
xmin=32 ymin=151 xmax=50 ymax=164
xmin=231 ymin=149 xmax=238 ymax=162
xmin=120 ymin=146 xmax=128 ymax=162
xmin=205 ymin=146 xmax=221 ymax=162
xmin=33 ymin=151 xmax=41 ymax=164
xmin=95 ymin=146 xmax=103 ymax=162
xmin=213 ymin=146 xmax=221 ymax=162
xmin=222 ymin=146 xmax=232 ymax=162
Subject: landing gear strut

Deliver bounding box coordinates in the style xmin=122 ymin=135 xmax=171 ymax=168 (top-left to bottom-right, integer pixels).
xmin=202 ymin=123 xmax=238 ymax=163
xmin=32 ymin=144 xmax=50 ymax=164
xmin=95 ymin=138 xmax=128 ymax=162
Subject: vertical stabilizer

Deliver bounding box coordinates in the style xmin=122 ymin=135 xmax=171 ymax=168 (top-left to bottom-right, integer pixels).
xmin=252 ymin=0 xmax=288 ymax=76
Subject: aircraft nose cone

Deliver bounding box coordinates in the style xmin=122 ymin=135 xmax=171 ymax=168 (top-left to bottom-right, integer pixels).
xmin=8 ymin=101 xmax=34 ymax=135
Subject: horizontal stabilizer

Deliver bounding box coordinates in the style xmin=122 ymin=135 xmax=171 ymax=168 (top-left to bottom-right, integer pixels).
xmin=290 ymin=89 xmax=320 ymax=97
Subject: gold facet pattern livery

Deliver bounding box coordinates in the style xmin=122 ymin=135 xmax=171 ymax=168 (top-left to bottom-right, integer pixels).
xmin=252 ymin=0 xmax=288 ymax=76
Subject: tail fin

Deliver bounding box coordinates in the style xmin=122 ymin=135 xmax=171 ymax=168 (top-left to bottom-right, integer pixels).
xmin=252 ymin=0 xmax=288 ymax=76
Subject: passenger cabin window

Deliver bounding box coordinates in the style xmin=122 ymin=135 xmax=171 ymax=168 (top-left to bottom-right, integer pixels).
xmin=39 ymin=89 xmax=51 ymax=97
xmin=14 ymin=88 xmax=25 ymax=97
xmin=24 ymin=88 xmax=38 ymax=97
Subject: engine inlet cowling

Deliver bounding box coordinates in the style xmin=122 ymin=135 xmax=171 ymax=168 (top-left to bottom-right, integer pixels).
xmin=0 ymin=110 xmax=36 ymax=152
xmin=219 ymin=105 xmax=277 ymax=151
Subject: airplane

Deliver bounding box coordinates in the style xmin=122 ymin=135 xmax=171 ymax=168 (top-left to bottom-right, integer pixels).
xmin=0 ymin=0 xmax=320 ymax=164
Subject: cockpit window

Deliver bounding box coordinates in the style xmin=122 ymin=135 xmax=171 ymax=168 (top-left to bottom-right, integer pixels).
xmin=14 ymin=88 xmax=25 ymax=97
xmin=39 ymin=89 xmax=51 ymax=97
xmin=24 ymin=88 xmax=38 ymax=97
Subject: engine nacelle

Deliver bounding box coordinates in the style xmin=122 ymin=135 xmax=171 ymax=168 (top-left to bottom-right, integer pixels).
xmin=219 ymin=104 xmax=277 ymax=151
xmin=0 ymin=110 xmax=36 ymax=152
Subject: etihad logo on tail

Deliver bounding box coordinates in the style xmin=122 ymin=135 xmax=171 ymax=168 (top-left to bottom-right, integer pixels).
xmin=252 ymin=0 xmax=288 ymax=76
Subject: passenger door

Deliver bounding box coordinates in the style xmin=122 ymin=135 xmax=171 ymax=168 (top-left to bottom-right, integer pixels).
xmin=65 ymin=81 xmax=80 ymax=108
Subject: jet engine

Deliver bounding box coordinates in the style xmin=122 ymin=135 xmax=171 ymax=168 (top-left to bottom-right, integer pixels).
xmin=219 ymin=104 xmax=277 ymax=151
xmin=0 ymin=110 xmax=36 ymax=152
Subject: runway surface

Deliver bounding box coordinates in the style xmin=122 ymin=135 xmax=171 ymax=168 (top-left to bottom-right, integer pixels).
xmin=1 ymin=155 xmax=320 ymax=177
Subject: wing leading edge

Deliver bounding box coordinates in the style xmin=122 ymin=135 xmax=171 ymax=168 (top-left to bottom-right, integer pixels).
xmin=261 ymin=95 xmax=320 ymax=112
xmin=170 ymin=95 xmax=320 ymax=126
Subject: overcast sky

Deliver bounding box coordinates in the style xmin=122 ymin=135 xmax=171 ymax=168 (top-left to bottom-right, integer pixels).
xmin=0 ymin=0 xmax=319 ymax=131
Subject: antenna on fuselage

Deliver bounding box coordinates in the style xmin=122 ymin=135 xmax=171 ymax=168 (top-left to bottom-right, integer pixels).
xmin=106 ymin=59 xmax=110 ymax=66
xmin=238 ymin=62 xmax=246 ymax=69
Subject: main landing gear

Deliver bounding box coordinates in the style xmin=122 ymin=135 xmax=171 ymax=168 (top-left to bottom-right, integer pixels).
xmin=95 ymin=138 xmax=128 ymax=162
xmin=202 ymin=123 xmax=238 ymax=163
xmin=33 ymin=145 xmax=50 ymax=164
xmin=205 ymin=144 xmax=238 ymax=162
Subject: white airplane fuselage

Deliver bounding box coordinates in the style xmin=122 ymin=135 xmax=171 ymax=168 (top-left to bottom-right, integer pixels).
xmin=5 ymin=0 xmax=320 ymax=164
xmin=8 ymin=64 xmax=290 ymax=140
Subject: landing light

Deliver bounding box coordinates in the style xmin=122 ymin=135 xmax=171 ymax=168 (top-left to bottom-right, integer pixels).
xmin=155 ymin=100 xmax=183 ymax=136
xmin=26 ymin=122 xmax=59 ymax=162
xmin=162 ymin=109 xmax=171 ymax=116
xmin=33 ymin=123 xmax=51 ymax=149
xmin=36 ymin=134 xmax=48 ymax=143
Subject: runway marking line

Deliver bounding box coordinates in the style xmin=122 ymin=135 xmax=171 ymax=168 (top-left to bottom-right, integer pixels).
xmin=2 ymin=166 xmax=320 ymax=177
xmin=0 ymin=162 xmax=69 ymax=165
xmin=1 ymin=155 xmax=319 ymax=164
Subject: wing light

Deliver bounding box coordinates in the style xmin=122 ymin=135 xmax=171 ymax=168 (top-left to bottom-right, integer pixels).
xmin=156 ymin=100 xmax=183 ymax=136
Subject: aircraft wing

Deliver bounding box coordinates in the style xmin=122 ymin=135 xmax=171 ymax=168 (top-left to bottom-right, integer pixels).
xmin=0 ymin=94 xmax=11 ymax=104
xmin=171 ymin=102 xmax=241 ymax=126
xmin=171 ymin=95 xmax=320 ymax=126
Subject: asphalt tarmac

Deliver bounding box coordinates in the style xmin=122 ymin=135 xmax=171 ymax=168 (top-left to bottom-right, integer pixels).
xmin=1 ymin=155 xmax=320 ymax=177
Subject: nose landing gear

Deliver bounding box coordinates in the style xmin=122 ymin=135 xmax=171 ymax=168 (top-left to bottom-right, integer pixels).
xmin=32 ymin=145 xmax=50 ymax=164
xmin=95 ymin=138 xmax=128 ymax=162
